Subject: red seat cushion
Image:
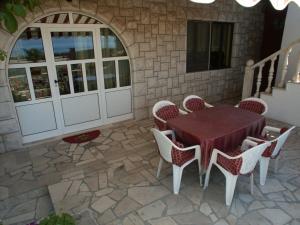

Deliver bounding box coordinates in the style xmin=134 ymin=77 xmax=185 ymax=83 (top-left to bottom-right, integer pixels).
xmin=186 ymin=98 xmax=205 ymax=112
xmin=217 ymin=148 xmax=243 ymax=175
xmin=239 ymin=100 xmax=265 ymax=115
xmin=155 ymin=105 xmax=180 ymax=130
xmin=171 ymin=141 xmax=195 ymax=166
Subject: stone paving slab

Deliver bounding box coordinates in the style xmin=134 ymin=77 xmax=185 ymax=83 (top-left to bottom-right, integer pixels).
xmin=0 ymin=118 xmax=300 ymax=225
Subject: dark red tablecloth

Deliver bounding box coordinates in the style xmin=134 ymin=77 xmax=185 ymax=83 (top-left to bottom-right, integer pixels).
xmin=167 ymin=105 xmax=266 ymax=169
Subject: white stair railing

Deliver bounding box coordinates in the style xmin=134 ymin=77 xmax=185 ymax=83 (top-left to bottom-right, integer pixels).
xmin=242 ymin=38 xmax=300 ymax=99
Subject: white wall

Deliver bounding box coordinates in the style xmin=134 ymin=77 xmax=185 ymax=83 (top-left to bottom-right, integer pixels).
xmin=276 ymin=2 xmax=300 ymax=84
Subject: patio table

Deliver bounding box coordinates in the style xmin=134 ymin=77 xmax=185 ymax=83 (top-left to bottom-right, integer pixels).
xmin=167 ymin=105 xmax=266 ymax=169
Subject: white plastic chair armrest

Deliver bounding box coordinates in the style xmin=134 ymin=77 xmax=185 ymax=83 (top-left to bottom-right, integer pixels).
xmin=262 ymin=126 xmax=281 ymax=136
xmin=153 ymin=113 xmax=167 ymax=124
xmin=205 ymin=103 xmax=214 ymax=108
xmin=161 ymin=130 xmax=175 ymax=140
xmin=211 ymin=148 xmax=243 ymax=160
xmin=179 ymin=109 xmax=188 ymax=115
xmin=241 ymin=139 xmax=259 ymax=151
xmin=173 ymin=144 xmax=200 ymax=152
xmin=246 ymin=136 xmax=265 ymax=142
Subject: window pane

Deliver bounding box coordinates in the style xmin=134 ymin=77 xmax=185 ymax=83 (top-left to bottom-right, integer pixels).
xmin=119 ymin=60 xmax=130 ymax=87
xmin=71 ymin=64 xmax=84 ymax=93
xmin=86 ymin=63 xmax=98 ymax=91
xmin=100 ymin=28 xmax=127 ymax=58
xmin=103 ymin=61 xmax=116 ymax=89
xmin=8 ymin=68 xmax=31 ymax=102
xmin=36 ymin=13 xmax=69 ymax=24
xmin=73 ymin=13 xmax=101 ymax=24
xmin=51 ymin=32 xmax=94 ymax=61
xmin=56 ymin=65 xmax=70 ymax=95
xmin=210 ymin=22 xmax=233 ymax=70
xmin=186 ymin=21 xmax=210 ymax=72
xmin=9 ymin=28 xmax=46 ymax=64
xmin=30 ymin=67 xmax=51 ymax=99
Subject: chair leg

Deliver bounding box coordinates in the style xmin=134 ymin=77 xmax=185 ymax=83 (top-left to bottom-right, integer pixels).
xmin=274 ymin=157 xmax=280 ymax=173
xmin=197 ymin=160 xmax=203 ymax=186
xmin=225 ymin=174 xmax=238 ymax=206
xmin=204 ymin=162 xmax=213 ymax=189
xmin=250 ymin=173 xmax=254 ymax=195
xmin=156 ymin=157 xmax=163 ymax=178
xmin=259 ymin=157 xmax=270 ymax=186
xmin=172 ymin=165 xmax=183 ymax=194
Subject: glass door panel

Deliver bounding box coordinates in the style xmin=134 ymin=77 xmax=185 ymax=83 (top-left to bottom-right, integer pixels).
xmin=119 ymin=60 xmax=131 ymax=87
xmin=71 ymin=64 xmax=84 ymax=93
xmin=56 ymin=65 xmax=71 ymax=95
xmin=85 ymin=63 xmax=97 ymax=91
xmin=8 ymin=68 xmax=31 ymax=102
xmin=103 ymin=61 xmax=116 ymax=89
xmin=51 ymin=31 xmax=95 ymax=61
xmin=30 ymin=66 xmax=51 ymax=99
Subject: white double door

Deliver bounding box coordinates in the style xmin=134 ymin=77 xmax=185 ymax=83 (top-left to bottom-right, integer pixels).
xmin=17 ymin=27 xmax=132 ymax=143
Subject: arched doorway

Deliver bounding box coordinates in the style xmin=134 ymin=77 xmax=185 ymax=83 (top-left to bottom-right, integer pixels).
xmin=8 ymin=12 xmax=132 ymax=143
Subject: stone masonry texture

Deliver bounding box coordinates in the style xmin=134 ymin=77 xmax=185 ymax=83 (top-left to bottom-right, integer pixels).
xmin=0 ymin=0 xmax=265 ymax=152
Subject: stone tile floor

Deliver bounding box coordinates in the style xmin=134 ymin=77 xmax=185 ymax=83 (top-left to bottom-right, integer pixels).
xmin=0 ymin=118 xmax=300 ymax=225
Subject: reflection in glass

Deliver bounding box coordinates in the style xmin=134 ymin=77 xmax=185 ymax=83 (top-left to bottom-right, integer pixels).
xmin=30 ymin=67 xmax=51 ymax=99
xmin=186 ymin=21 xmax=210 ymax=72
xmin=36 ymin=13 xmax=69 ymax=24
xmin=210 ymin=22 xmax=233 ymax=70
xmin=73 ymin=13 xmax=101 ymax=24
xmin=10 ymin=28 xmax=46 ymax=64
xmin=71 ymin=64 xmax=84 ymax=93
xmin=56 ymin=65 xmax=70 ymax=95
xmin=85 ymin=63 xmax=97 ymax=91
xmin=100 ymin=28 xmax=127 ymax=58
xmin=103 ymin=61 xmax=116 ymax=89
xmin=8 ymin=68 xmax=31 ymax=102
xmin=119 ymin=60 xmax=131 ymax=87
xmin=51 ymin=32 xmax=94 ymax=61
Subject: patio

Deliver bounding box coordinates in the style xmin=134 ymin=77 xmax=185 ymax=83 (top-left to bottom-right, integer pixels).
xmin=0 ymin=115 xmax=299 ymax=225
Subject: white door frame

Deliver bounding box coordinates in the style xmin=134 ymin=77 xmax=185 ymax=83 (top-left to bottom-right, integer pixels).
xmin=8 ymin=12 xmax=133 ymax=143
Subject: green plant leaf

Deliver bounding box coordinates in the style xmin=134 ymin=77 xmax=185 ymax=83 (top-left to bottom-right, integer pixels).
xmin=13 ymin=4 xmax=27 ymax=17
xmin=3 ymin=11 xmax=18 ymax=33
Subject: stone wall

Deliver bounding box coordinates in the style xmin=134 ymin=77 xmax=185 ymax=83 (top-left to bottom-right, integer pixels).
xmin=0 ymin=0 xmax=265 ymax=152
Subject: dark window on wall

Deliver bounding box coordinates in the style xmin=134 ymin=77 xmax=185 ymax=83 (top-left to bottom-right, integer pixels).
xmin=187 ymin=21 xmax=234 ymax=72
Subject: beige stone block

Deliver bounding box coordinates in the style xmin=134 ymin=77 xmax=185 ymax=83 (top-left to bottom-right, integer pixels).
xmin=0 ymin=29 xmax=13 ymax=50
xmin=0 ymin=102 xmax=14 ymax=119
xmin=39 ymin=0 xmax=61 ymax=13
xmin=0 ymin=118 xmax=19 ymax=134
xmin=60 ymin=0 xmax=80 ymax=10
xmin=133 ymin=71 xmax=145 ymax=83
xmin=133 ymin=82 xmax=147 ymax=96
xmin=175 ymin=35 xmax=186 ymax=50
xmin=132 ymin=58 xmax=145 ymax=71
xmin=121 ymin=30 xmax=135 ymax=47
xmin=0 ymin=69 xmax=8 ymax=85
xmin=128 ymin=43 xmax=140 ymax=58
xmin=110 ymin=17 xmax=126 ymax=34
xmin=0 ymin=86 xmax=11 ymax=102
xmin=133 ymin=96 xmax=146 ymax=109
xmin=3 ymin=131 xmax=22 ymax=151
xmin=96 ymin=7 xmax=114 ymax=24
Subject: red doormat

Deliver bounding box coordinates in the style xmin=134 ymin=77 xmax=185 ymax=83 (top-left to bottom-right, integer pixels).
xmin=63 ymin=130 xmax=101 ymax=143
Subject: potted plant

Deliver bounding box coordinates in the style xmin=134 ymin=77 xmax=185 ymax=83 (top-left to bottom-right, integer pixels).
xmin=26 ymin=213 xmax=76 ymax=225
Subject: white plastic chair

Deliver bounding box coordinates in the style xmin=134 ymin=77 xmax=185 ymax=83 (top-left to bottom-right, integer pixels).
xmin=204 ymin=140 xmax=270 ymax=206
xmin=235 ymin=97 xmax=268 ymax=115
xmin=151 ymin=128 xmax=202 ymax=194
xmin=152 ymin=100 xmax=187 ymax=130
xmin=183 ymin=95 xmax=213 ymax=113
xmin=246 ymin=125 xmax=295 ymax=185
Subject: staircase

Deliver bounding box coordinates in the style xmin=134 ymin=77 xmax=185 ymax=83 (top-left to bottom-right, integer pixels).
xmin=242 ymin=38 xmax=300 ymax=126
